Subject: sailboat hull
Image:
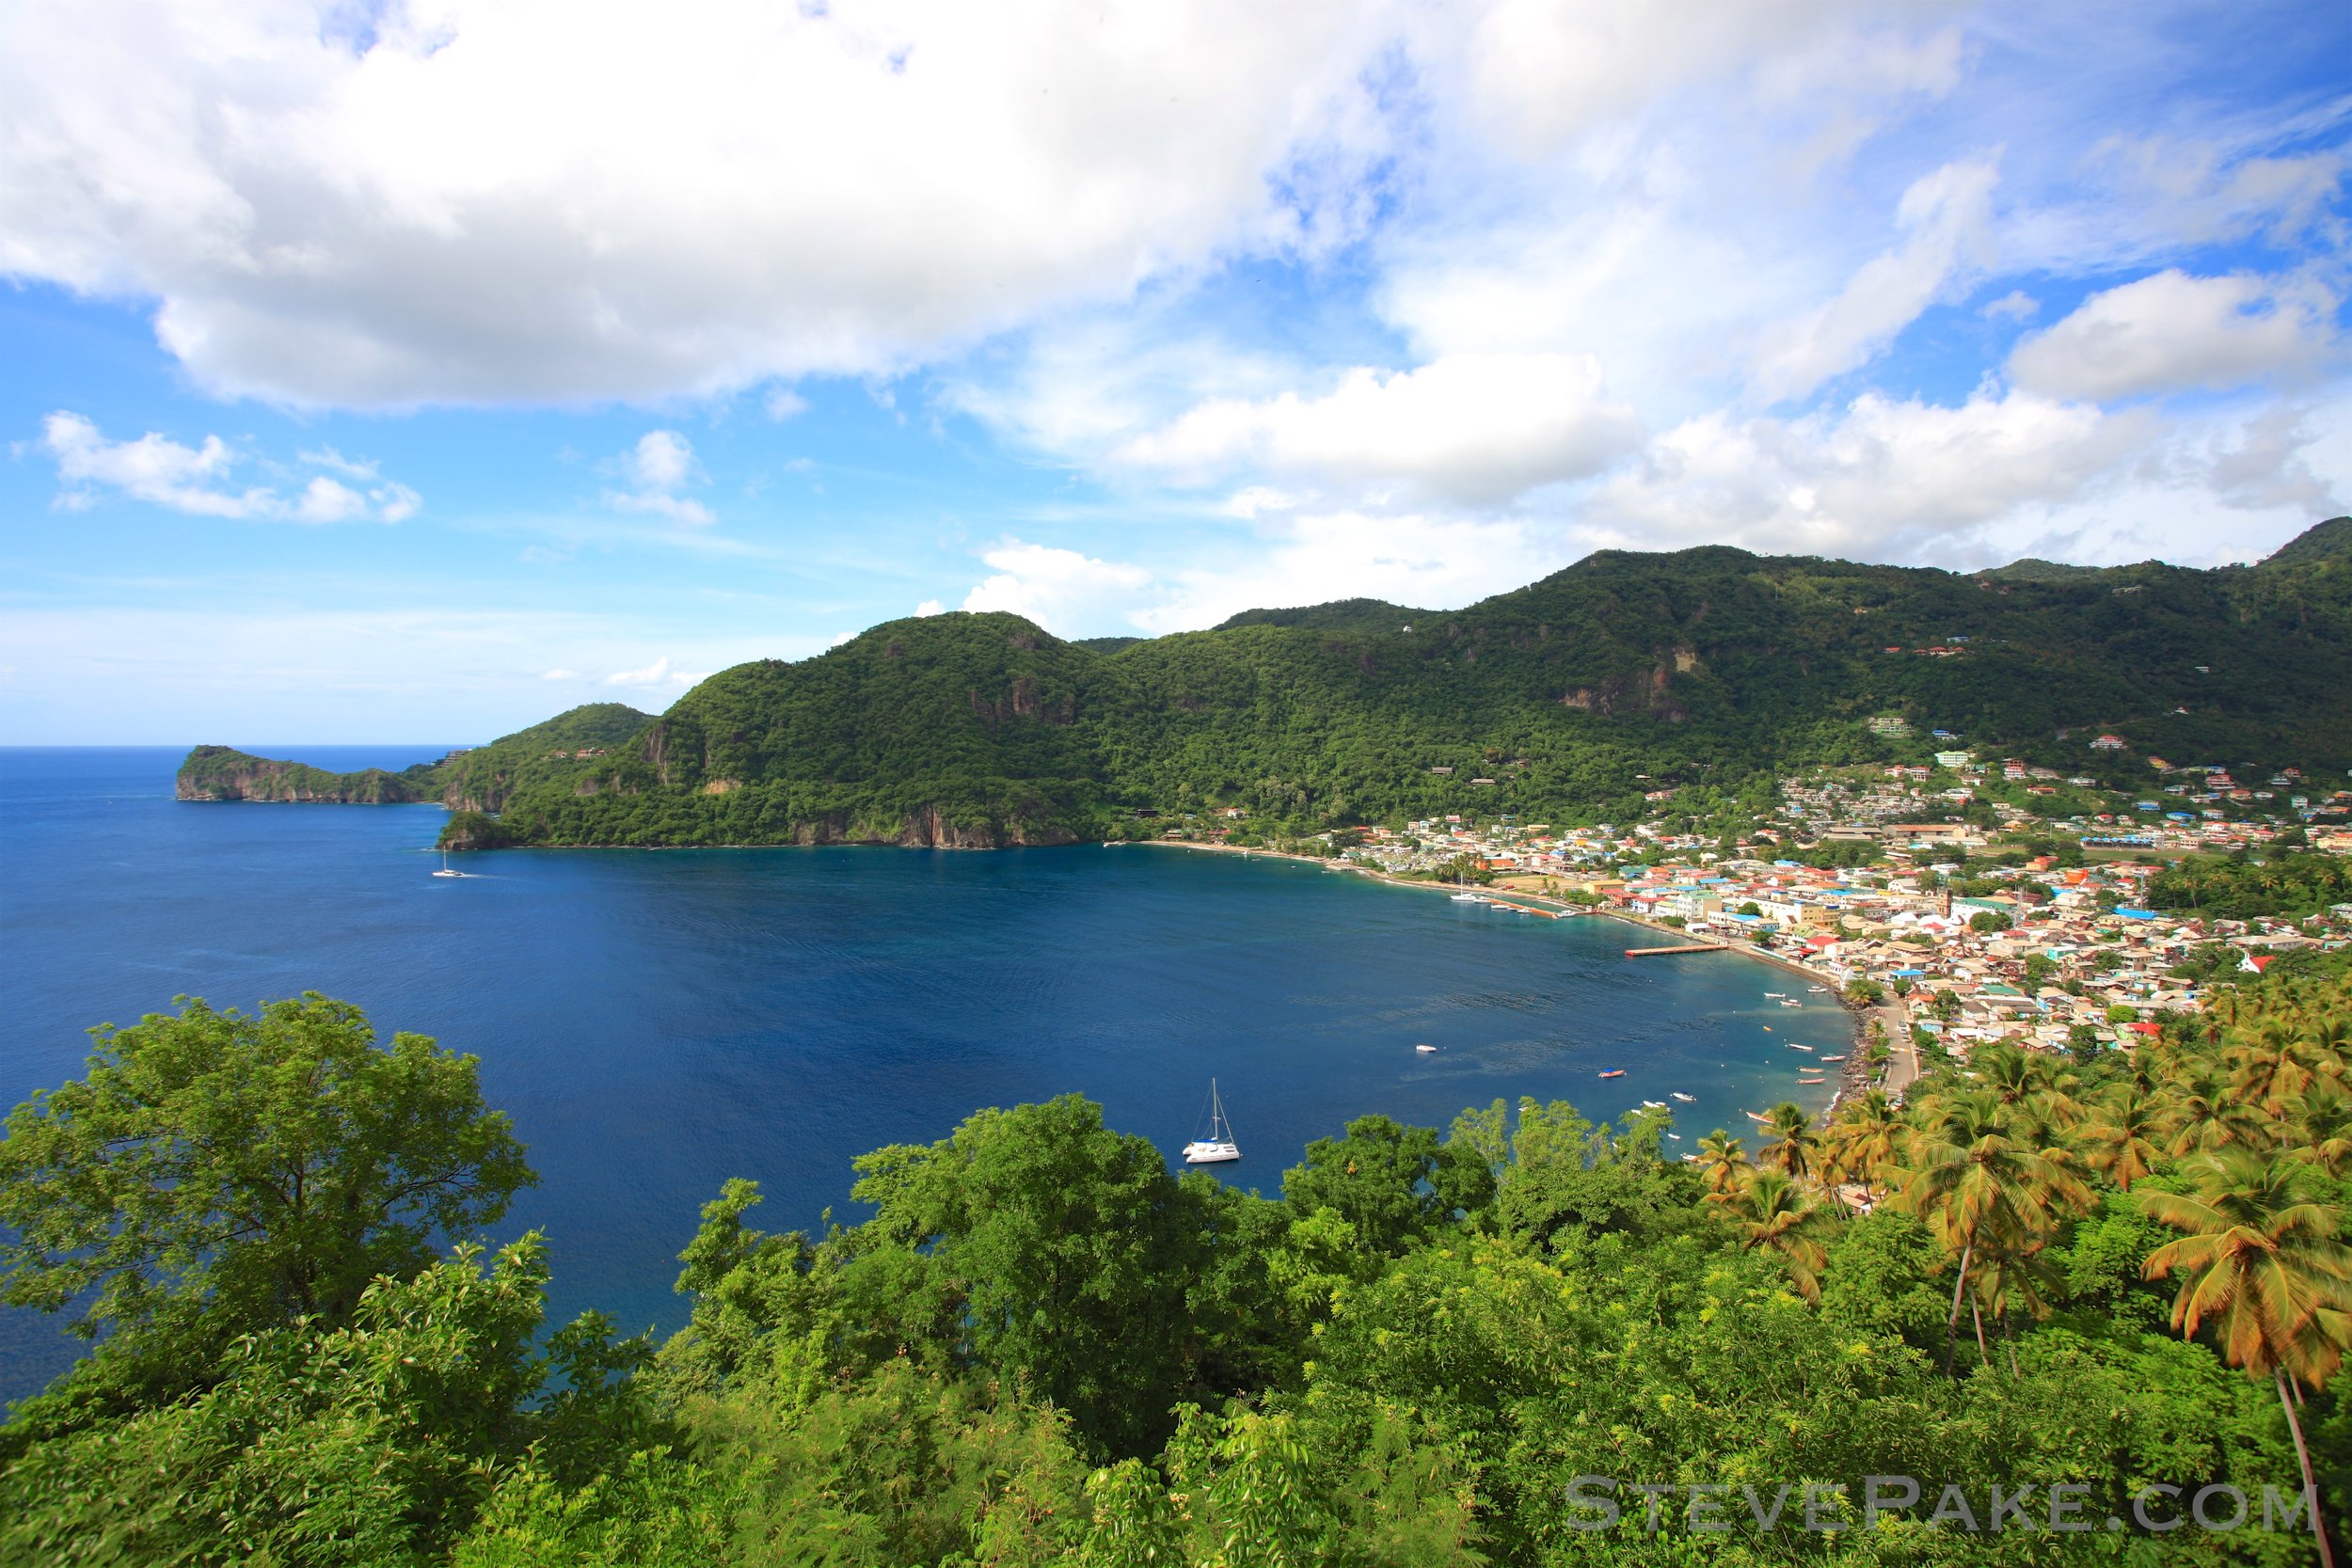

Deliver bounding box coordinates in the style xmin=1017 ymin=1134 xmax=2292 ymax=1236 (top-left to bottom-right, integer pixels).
xmin=1183 ymin=1141 xmax=1241 ymax=1164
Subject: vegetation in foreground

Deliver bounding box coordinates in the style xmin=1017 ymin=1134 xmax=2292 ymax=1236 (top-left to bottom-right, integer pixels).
xmin=2 ymin=974 xmax=2349 ymax=1565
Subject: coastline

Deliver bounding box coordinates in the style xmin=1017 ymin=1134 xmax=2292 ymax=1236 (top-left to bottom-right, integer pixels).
xmin=1138 ymin=840 xmax=1881 ymax=1123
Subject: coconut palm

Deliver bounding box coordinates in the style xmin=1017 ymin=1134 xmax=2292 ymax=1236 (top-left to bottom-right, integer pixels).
xmin=1891 ymin=1089 xmax=2091 ymax=1373
xmin=1721 ymin=1168 xmax=1831 ymax=1303
xmin=1823 ymin=1089 xmax=1904 ymax=1204
xmin=2161 ymin=1063 xmax=2272 ymax=1157
xmin=2228 ymin=1019 xmax=2333 ymax=1114
xmin=2140 ymin=1149 xmax=2352 ymax=1568
xmin=2284 ymin=1081 xmax=2352 ymax=1180
xmin=1695 ymin=1130 xmax=1751 ymax=1200
xmin=1758 ymin=1101 xmax=1820 ymax=1183
xmin=2074 ymin=1081 xmax=2167 ymax=1193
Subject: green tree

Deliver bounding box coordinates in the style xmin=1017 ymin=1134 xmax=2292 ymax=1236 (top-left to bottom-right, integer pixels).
xmin=1281 ymin=1115 xmax=1492 ymax=1257
xmin=847 ymin=1095 xmax=1204 ymax=1458
xmin=0 ymin=994 xmax=533 ymax=1407
xmin=1718 ymin=1169 xmax=1832 ymax=1301
xmin=2140 ymin=1150 xmax=2352 ymax=1568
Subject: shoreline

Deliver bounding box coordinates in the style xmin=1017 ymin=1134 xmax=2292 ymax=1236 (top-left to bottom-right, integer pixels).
xmin=1140 ymin=840 xmax=1878 ymax=1123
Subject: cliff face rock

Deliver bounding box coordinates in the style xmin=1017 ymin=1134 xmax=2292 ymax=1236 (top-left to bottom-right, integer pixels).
xmin=895 ymin=803 xmax=1080 ymax=848
xmin=176 ymin=747 xmax=425 ymax=803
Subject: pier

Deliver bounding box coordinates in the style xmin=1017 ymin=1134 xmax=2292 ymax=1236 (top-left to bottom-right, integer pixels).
xmin=1623 ymin=942 xmax=1728 ymax=957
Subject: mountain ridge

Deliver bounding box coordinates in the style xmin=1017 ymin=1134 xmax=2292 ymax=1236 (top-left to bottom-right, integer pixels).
xmin=176 ymin=522 xmax=2352 ymax=848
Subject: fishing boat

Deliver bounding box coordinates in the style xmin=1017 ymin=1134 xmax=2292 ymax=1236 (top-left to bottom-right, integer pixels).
xmin=1763 ymin=991 xmax=1786 ymax=999
xmin=1779 ymin=999 xmax=1803 ymax=1008
xmin=1788 ymin=1043 xmax=1815 ymax=1053
xmin=1819 ymin=1054 xmax=1847 ymax=1062
xmin=1597 ymin=1069 xmax=1627 ymax=1080
xmin=1670 ymin=1092 xmax=1696 ymax=1103
xmin=1182 ymin=1080 xmax=1242 ymax=1164
xmin=1745 ymin=1110 xmax=1772 ymax=1122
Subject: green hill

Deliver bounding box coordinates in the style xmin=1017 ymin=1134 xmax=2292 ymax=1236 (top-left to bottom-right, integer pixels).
xmin=174 ymin=523 xmax=2352 ymax=849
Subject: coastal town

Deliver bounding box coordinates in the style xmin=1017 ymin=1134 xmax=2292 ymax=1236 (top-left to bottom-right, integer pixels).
xmin=1157 ymin=747 xmax=2352 ymax=1099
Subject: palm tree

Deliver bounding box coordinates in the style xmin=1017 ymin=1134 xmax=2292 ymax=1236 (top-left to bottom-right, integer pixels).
xmin=1891 ymin=1090 xmax=2091 ymax=1373
xmin=1696 ymin=1130 xmax=1751 ymax=1200
xmin=2140 ymin=1149 xmax=2352 ymax=1568
xmin=1824 ymin=1089 xmax=1904 ymax=1204
xmin=1758 ymin=1101 xmax=1820 ymax=1184
xmin=2228 ymin=1019 xmax=2335 ymax=1114
xmin=2285 ymin=1081 xmax=2352 ymax=1180
xmin=1721 ymin=1169 xmax=1831 ymax=1303
xmin=2161 ymin=1063 xmax=2273 ymax=1157
xmin=2074 ymin=1081 xmax=2166 ymax=1193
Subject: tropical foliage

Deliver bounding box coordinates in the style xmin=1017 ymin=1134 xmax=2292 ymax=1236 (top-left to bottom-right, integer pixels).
xmin=4 ymin=973 xmax=2351 ymax=1564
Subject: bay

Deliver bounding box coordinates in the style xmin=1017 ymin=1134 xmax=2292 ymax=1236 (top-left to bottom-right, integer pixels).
xmin=0 ymin=746 xmax=1851 ymax=1403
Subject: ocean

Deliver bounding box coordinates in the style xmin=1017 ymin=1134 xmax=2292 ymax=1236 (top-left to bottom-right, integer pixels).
xmin=0 ymin=746 xmax=1851 ymax=1402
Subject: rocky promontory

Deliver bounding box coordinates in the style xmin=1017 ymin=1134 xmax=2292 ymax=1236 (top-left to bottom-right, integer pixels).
xmin=175 ymin=746 xmax=428 ymax=803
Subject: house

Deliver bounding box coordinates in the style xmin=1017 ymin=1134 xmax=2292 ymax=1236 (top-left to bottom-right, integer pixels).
xmin=2090 ymin=735 xmax=2125 ymax=751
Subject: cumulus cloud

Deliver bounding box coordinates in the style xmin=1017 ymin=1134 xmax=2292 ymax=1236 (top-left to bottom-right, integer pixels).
xmin=1585 ymin=388 xmax=2154 ymax=562
xmin=38 ymin=412 xmax=420 ymax=522
xmin=1112 ymin=353 xmax=1641 ymax=505
xmin=2007 ymin=269 xmax=2340 ymax=403
xmin=2199 ymin=404 xmax=2344 ymax=515
xmin=605 ymin=430 xmax=713 ymax=526
xmin=0 ymin=1 xmax=1393 ymax=407
xmin=960 ymin=540 xmax=1152 ymax=632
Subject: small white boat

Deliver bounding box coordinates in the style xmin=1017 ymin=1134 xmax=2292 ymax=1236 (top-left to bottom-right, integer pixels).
xmin=1667 ymin=1132 xmax=1683 ymax=1141
xmin=1779 ymin=999 xmax=1803 ymax=1008
xmin=1788 ymin=1043 xmax=1815 ymax=1053
xmin=1451 ymin=892 xmax=1485 ymax=903
xmin=1415 ymin=1043 xmax=1438 ymax=1054
xmin=1670 ymin=1092 xmax=1697 ymax=1102
xmin=431 ymin=850 xmax=465 ymax=879
xmin=1764 ymin=991 xmax=1786 ymax=998
xmin=1808 ymin=986 xmax=1828 ymax=994
xmin=1819 ymin=1054 xmax=1847 ymax=1062
xmin=1182 ymin=1079 xmax=1242 ymax=1164
xmin=1642 ymin=1099 xmax=1666 ymax=1109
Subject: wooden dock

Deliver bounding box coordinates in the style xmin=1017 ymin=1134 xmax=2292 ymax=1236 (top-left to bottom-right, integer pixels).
xmin=1624 ymin=942 xmax=1727 ymax=957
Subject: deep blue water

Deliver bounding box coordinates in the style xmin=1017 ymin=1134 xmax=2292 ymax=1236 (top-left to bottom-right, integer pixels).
xmin=0 ymin=747 xmax=1851 ymax=1402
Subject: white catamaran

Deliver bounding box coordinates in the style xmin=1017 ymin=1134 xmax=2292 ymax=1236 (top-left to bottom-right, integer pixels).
xmin=432 ymin=850 xmax=465 ymax=879
xmin=1183 ymin=1079 xmax=1242 ymax=1164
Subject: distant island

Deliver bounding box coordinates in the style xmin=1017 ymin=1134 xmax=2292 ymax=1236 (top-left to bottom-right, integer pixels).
xmin=176 ymin=526 xmax=2352 ymax=852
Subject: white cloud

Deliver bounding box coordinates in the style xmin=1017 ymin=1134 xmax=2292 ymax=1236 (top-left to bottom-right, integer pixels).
xmin=1585 ymin=388 xmax=2154 ymax=562
xmin=1113 ymin=353 xmax=1641 ymax=505
xmin=763 ymin=388 xmax=810 ymax=421
xmin=541 ymin=667 xmax=580 ymax=681
xmin=1746 ymin=156 xmax=2000 ymax=405
xmin=0 ymin=1 xmax=1395 ymax=407
xmin=605 ymin=429 xmax=714 ymax=526
xmin=38 ymin=412 xmax=419 ymax=522
xmin=913 ymin=599 xmax=945 ymax=617
xmin=960 ymin=540 xmax=1152 ymax=632
xmin=1980 ymin=290 xmax=2038 ymax=322
xmin=2007 ymin=269 xmax=2340 ymax=403
xmin=603 ymin=655 xmax=707 ymax=689
xmin=2199 ymin=404 xmax=2344 ymax=515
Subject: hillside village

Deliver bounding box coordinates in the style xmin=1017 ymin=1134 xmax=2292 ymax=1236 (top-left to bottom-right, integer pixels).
xmin=1168 ymin=746 xmax=2352 ymax=1080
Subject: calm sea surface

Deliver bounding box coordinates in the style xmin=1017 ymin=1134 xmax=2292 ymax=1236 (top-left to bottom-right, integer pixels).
xmin=0 ymin=747 xmax=1850 ymax=1402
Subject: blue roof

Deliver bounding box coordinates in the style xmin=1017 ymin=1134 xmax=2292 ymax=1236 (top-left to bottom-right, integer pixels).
xmin=1772 ymin=859 xmax=1801 ymax=868
xmin=2112 ymin=907 xmax=2158 ymax=920
xmin=1891 ymin=968 xmax=1927 ymax=977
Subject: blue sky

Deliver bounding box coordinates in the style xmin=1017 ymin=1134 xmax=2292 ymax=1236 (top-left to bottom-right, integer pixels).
xmin=2 ymin=1 xmax=2348 ymax=742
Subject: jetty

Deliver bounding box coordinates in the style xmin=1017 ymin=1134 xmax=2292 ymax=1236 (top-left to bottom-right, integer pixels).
xmin=1623 ymin=942 xmax=1727 ymax=958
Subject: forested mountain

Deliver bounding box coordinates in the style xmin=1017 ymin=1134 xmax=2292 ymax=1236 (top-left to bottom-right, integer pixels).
xmin=176 ymin=522 xmax=2352 ymax=849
